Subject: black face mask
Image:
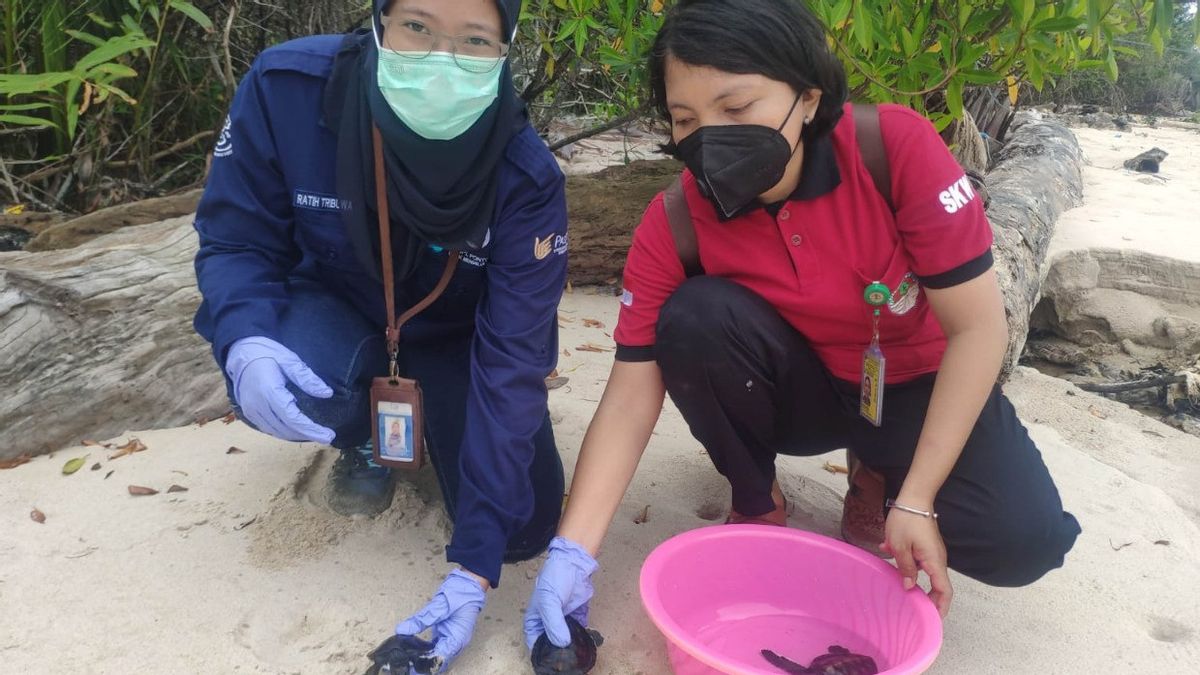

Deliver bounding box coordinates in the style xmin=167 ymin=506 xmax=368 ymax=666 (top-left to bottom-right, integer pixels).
xmin=675 ymin=96 xmax=802 ymax=220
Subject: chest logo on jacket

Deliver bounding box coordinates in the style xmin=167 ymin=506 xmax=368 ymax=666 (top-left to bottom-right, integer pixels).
xmin=534 ymin=234 xmax=554 ymax=260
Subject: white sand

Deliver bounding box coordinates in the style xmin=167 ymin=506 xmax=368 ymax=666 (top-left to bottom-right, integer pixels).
xmin=1050 ymin=124 xmax=1200 ymax=264
xmin=3 ymin=124 xmax=1200 ymax=673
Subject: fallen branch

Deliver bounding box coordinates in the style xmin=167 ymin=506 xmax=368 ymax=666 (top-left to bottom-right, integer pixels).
xmin=1077 ymin=374 xmax=1186 ymax=394
xmin=548 ymin=104 xmax=652 ymax=152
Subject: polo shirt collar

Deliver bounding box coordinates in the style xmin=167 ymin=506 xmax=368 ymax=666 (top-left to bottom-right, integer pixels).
xmin=789 ymin=132 xmax=841 ymax=201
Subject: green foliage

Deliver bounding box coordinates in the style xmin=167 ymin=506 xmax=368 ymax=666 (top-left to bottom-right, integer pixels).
xmin=2 ymin=0 xmax=1196 ymax=215
xmin=1036 ymin=2 xmax=1200 ymax=112
xmin=813 ymin=0 xmax=1196 ymax=131
xmin=515 ymin=0 xmax=666 ymax=128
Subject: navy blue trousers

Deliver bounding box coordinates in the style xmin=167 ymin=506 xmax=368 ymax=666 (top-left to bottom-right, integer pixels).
xmin=225 ymin=280 xmax=563 ymax=562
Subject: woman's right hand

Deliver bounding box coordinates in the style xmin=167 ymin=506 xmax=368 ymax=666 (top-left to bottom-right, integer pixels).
xmin=225 ymin=336 xmax=335 ymax=444
xmin=522 ymin=536 xmax=599 ymax=650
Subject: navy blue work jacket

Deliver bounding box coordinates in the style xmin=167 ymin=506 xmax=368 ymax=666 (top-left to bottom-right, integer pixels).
xmin=193 ymin=36 xmax=568 ymax=586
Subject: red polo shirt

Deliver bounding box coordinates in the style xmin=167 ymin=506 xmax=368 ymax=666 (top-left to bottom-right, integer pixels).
xmin=613 ymin=103 xmax=994 ymax=384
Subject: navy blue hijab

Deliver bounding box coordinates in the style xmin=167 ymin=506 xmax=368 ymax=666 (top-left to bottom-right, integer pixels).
xmin=324 ymin=0 xmax=527 ymax=281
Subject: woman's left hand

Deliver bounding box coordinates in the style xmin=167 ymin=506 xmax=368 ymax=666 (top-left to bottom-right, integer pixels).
xmin=880 ymin=508 xmax=953 ymax=618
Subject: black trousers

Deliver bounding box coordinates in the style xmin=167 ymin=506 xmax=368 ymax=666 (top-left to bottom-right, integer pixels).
xmin=655 ymin=277 xmax=1081 ymax=588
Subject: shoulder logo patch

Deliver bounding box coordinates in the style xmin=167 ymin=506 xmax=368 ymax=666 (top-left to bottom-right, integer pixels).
xmin=213 ymin=115 xmax=233 ymax=158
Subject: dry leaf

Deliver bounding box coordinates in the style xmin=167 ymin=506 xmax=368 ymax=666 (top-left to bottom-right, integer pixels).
xmin=82 ymin=439 xmax=102 ymax=447
xmin=546 ymin=377 xmax=570 ymax=391
xmin=566 ymin=280 xmax=574 ymax=294
xmin=30 ymin=508 xmax=45 ymax=524
xmin=562 ymin=348 xmax=572 ymax=357
xmin=633 ymin=505 xmax=651 ymax=525
xmin=128 ymin=485 xmax=159 ymax=496
xmin=104 ymin=470 xmax=114 ymax=480
xmin=1089 ymin=406 xmax=1108 ymax=419
xmin=226 ymin=446 xmax=246 ymax=455
xmin=62 ymin=456 xmax=88 ymax=475
xmin=109 ymin=438 xmax=147 ymax=460
xmin=1154 ymin=539 xmax=1171 ymax=546
xmin=1109 ymin=539 xmax=1133 ymax=551
xmin=234 ymin=517 xmax=257 ymax=531
xmin=576 ymin=343 xmax=614 ymax=353
xmin=90 ymin=463 xmax=101 ymax=471
xmin=166 ymin=484 xmax=189 ymax=493
xmin=822 ymin=462 xmax=849 ymax=475
xmin=0 ymin=454 xmax=32 ymax=470
xmin=582 ymin=318 xmax=605 ymax=329
xmin=221 ymin=412 xmax=237 ymax=424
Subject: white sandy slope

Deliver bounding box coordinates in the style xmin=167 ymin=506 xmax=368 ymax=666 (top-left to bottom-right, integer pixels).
xmin=3 ymin=124 xmax=1200 ymax=674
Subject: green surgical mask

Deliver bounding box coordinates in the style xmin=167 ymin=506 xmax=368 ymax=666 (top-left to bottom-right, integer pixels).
xmin=376 ymin=48 xmax=502 ymax=141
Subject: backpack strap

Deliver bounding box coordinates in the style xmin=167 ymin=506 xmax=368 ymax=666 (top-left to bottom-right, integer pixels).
xmin=852 ymin=104 xmax=895 ymax=213
xmin=664 ymin=177 xmax=704 ymax=278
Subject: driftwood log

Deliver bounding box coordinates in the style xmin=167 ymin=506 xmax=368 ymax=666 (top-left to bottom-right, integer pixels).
xmin=0 ymin=115 xmax=1082 ymax=459
xmin=0 ymin=217 xmax=230 ymax=458
xmin=985 ymin=112 xmax=1084 ymax=376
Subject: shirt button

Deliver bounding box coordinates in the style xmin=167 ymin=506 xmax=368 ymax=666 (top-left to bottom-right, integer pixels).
xmin=790 ymin=234 xmax=803 ymax=246
xmin=779 ymin=209 xmax=791 ymax=221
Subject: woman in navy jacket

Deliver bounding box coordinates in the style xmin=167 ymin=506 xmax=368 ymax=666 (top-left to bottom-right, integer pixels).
xmin=193 ymin=0 xmax=566 ymax=668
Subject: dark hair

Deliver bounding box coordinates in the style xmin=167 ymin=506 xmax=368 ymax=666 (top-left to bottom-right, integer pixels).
xmin=649 ymin=0 xmax=849 ymax=145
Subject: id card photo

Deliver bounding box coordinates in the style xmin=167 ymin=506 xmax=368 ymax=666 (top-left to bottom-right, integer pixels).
xmin=377 ymin=401 xmax=415 ymax=462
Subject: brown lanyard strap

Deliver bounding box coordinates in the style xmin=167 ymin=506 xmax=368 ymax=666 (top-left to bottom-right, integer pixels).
xmin=372 ymin=126 xmax=460 ymax=376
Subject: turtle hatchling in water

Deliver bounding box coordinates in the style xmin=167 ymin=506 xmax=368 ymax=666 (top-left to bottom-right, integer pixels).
xmin=364 ymin=634 xmax=443 ymax=675
xmin=761 ymin=645 xmax=880 ymax=675
xmin=531 ymin=616 xmax=605 ymax=674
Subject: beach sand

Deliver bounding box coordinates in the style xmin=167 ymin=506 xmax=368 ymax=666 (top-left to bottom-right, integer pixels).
xmin=2 ymin=122 xmax=1199 ymax=673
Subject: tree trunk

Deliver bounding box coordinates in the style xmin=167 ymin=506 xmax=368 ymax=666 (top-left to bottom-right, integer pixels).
xmin=0 ymin=115 xmax=1081 ymax=459
xmin=985 ymin=112 xmax=1084 ymax=377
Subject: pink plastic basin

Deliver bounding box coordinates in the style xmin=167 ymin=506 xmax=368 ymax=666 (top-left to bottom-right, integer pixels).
xmin=639 ymin=525 xmax=942 ymax=675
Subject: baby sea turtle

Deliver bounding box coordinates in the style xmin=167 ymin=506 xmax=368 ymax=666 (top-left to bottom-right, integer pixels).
xmin=761 ymin=645 xmax=880 ymax=675
xmin=364 ymin=634 xmax=443 ymax=675
xmin=530 ymin=616 xmax=605 ymax=675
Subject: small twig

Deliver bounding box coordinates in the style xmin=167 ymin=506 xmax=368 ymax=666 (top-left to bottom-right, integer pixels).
xmin=0 ymin=125 xmax=50 ymax=137
xmin=0 ymin=158 xmax=54 ymax=210
xmin=150 ymin=159 xmax=194 ymax=190
xmin=106 ymin=131 xmax=215 ymax=169
xmin=221 ymin=1 xmax=239 ymax=99
xmin=1078 ymin=375 xmax=1186 ymax=394
xmin=1109 ymin=539 xmax=1133 ymax=551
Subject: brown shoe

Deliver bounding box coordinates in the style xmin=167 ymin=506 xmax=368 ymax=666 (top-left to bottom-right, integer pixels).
xmin=840 ymin=451 xmax=888 ymax=555
xmin=727 ymin=481 xmax=788 ymax=527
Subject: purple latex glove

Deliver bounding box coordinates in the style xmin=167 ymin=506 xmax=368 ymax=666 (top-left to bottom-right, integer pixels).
xmin=225 ymin=336 xmax=334 ymax=444
xmin=395 ymin=569 xmax=488 ymax=672
xmin=523 ymin=536 xmax=599 ymax=650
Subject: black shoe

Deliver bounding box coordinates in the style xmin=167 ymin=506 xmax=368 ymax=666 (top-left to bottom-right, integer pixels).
xmin=325 ymin=441 xmax=396 ymax=517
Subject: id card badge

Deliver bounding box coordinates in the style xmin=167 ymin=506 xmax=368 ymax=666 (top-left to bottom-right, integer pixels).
xmin=859 ymin=342 xmax=886 ymax=427
xmin=370 ymin=376 xmax=425 ymax=470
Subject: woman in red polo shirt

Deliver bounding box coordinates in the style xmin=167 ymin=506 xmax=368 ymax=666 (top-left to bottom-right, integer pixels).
xmin=523 ymin=0 xmax=1080 ymax=648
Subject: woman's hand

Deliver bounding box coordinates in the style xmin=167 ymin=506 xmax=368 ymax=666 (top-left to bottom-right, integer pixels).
xmin=394 ymin=569 xmax=488 ymax=672
xmin=881 ymin=508 xmax=953 ymax=618
xmin=523 ymin=537 xmax=599 ymax=650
